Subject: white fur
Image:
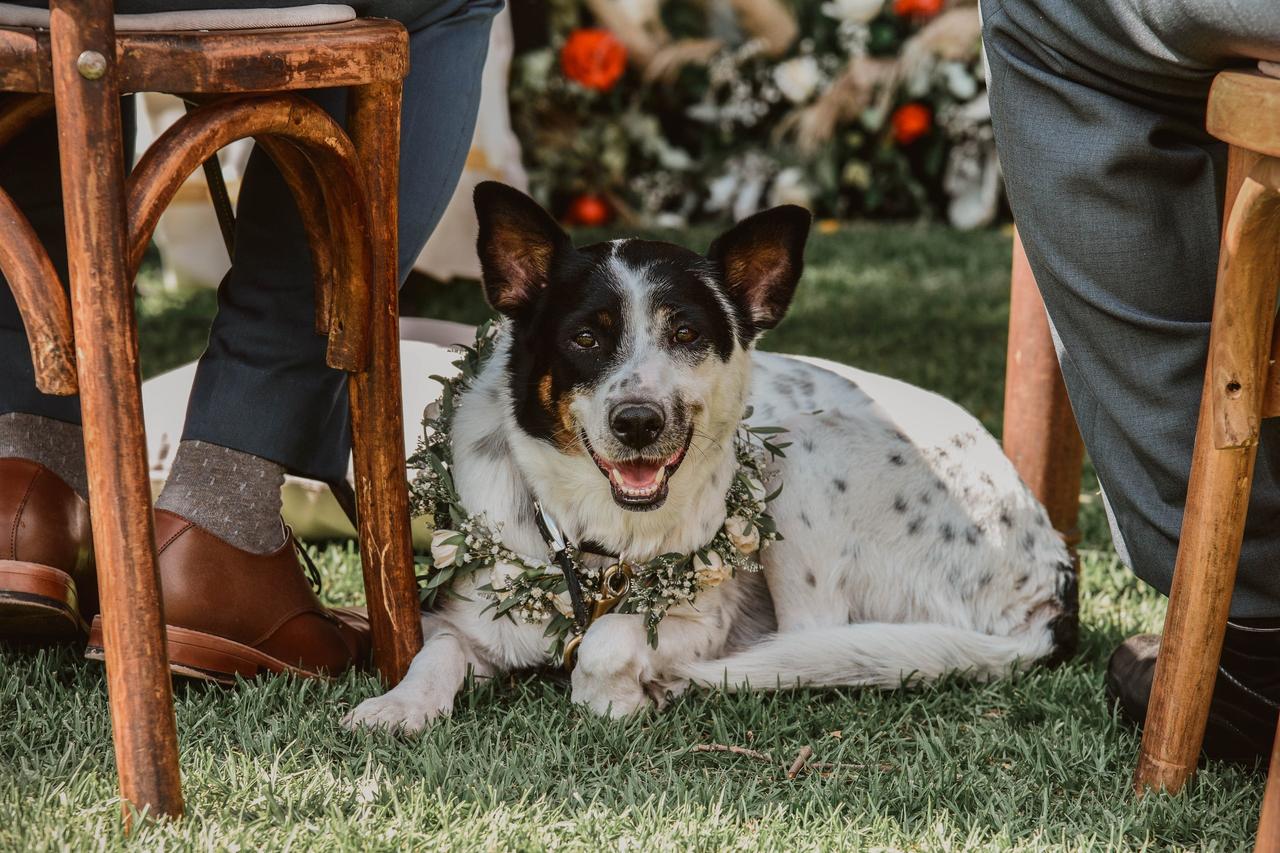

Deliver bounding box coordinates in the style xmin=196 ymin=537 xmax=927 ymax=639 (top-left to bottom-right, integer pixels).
xmin=346 ymin=267 xmax=1069 ymax=731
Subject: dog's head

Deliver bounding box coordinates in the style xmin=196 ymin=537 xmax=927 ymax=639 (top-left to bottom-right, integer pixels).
xmin=474 ymin=182 xmax=809 ymax=512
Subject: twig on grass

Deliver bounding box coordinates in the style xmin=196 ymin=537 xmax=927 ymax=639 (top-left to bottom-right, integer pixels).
xmin=687 ymin=743 xmax=775 ymax=764
xmin=786 ymin=745 xmax=814 ymax=779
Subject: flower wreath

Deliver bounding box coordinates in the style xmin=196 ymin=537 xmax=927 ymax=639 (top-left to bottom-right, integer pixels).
xmin=408 ymin=321 xmax=787 ymax=659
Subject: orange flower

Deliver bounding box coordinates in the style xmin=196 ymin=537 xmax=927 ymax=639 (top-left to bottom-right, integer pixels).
xmin=561 ymin=29 xmax=627 ymax=92
xmin=891 ymin=102 xmax=932 ymax=144
xmin=893 ymin=0 xmax=942 ymax=17
xmin=566 ymin=194 xmax=612 ymax=227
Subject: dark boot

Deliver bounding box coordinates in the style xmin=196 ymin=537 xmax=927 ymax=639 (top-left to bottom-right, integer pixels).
xmin=1106 ymin=621 xmax=1280 ymax=764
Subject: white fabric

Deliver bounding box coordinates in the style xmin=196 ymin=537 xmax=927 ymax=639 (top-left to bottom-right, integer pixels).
xmin=0 ymin=3 xmax=355 ymax=31
xmin=142 ymin=328 xmax=469 ymax=547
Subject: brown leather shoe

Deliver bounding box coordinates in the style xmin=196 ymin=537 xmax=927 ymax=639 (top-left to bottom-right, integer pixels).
xmin=0 ymin=458 xmax=94 ymax=643
xmin=86 ymin=509 xmax=370 ymax=684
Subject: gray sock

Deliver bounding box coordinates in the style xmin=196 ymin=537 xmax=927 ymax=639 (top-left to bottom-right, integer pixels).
xmin=0 ymin=412 xmax=88 ymax=499
xmin=155 ymin=440 xmax=287 ymax=554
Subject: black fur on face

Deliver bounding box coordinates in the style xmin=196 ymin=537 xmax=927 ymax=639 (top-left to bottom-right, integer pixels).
xmin=473 ymin=182 xmax=810 ymax=509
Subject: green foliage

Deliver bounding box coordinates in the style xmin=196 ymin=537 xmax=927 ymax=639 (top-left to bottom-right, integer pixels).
xmin=511 ymin=0 xmax=989 ymax=225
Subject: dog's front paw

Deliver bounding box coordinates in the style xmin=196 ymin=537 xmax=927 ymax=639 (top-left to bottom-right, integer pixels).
xmin=570 ymin=614 xmax=653 ymax=718
xmin=342 ymin=690 xmax=446 ymax=734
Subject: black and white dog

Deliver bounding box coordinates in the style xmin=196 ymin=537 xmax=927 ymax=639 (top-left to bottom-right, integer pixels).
xmin=345 ymin=182 xmax=1075 ymax=729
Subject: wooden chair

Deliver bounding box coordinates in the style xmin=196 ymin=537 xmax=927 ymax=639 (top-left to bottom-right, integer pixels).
xmin=0 ymin=0 xmax=424 ymax=820
xmin=1001 ymin=69 xmax=1280 ymax=848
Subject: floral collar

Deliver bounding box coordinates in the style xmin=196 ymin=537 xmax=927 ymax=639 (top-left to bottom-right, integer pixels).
xmin=409 ymin=321 xmax=786 ymax=668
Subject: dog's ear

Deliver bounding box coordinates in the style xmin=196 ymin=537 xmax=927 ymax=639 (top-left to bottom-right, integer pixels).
xmin=474 ymin=182 xmax=571 ymax=316
xmin=707 ymin=205 xmax=811 ymax=333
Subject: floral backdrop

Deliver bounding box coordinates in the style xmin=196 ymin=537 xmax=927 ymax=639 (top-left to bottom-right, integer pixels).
xmin=510 ymin=0 xmax=997 ymax=230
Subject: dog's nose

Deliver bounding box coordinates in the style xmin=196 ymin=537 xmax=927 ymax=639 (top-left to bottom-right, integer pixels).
xmin=610 ymin=403 xmax=665 ymax=450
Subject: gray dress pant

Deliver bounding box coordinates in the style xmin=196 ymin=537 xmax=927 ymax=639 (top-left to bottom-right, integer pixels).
xmin=982 ymin=0 xmax=1280 ymax=616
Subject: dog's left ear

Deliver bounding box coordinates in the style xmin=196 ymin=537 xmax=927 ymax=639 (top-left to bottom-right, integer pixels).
xmin=474 ymin=181 xmax=572 ymax=316
xmin=707 ymin=205 xmax=811 ymax=334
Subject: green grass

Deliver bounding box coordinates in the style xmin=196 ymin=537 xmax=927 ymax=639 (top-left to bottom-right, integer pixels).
xmin=1 ymin=225 xmax=1264 ymax=850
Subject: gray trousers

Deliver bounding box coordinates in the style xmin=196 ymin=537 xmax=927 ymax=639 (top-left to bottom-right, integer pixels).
xmin=982 ymin=0 xmax=1280 ymax=616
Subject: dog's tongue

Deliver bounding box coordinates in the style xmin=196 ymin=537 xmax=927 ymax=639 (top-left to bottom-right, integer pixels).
xmin=612 ymin=460 xmax=664 ymax=489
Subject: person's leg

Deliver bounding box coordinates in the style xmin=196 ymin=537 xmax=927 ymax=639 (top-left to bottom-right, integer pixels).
xmin=0 ymin=100 xmax=138 ymax=499
xmin=982 ymin=0 xmax=1280 ymax=760
xmin=158 ymin=0 xmax=500 ymax=549
xmin=983 ymin=0 xmax=1280 ymax=617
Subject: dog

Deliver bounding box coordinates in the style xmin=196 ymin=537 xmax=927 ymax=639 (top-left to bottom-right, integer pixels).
xmin=344 ymin=182 xmax=1075 ymax=730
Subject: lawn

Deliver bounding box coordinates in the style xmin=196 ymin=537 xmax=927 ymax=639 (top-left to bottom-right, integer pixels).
xmin=1 ymin=224 xmax=1264 ymax=850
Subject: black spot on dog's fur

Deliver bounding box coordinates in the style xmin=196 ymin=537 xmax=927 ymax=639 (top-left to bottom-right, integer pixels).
xmin=470 ymin=429 xmax=508 ymax=462
xmin=907 ymin=516 xmax=924 ymax=535
xmin=964 ymin=525 xmax=980 ymax=546
xmin=893 ymin=495 xmax=908 ymax=513
xmin=888 ymin=453 xmax=905 ymax=467
xmin=805 ymin=572 xmax=816 ymax=587
xmin=1043 ymin=562 xmax=1080 ymax=667
xmin=802 ymin=438 xmax=816 ymax=453
xmin=800 ymin=511 xmax=812 ymax=529
xmin=832 ymin=478 xmax=847 ymax=493
xmin=999 ymin=510 xmax=1014 ymax=528
xmin=940 ymin=523 xmax=955 ymax=542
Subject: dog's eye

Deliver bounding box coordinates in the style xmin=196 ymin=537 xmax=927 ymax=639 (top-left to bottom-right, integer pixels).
xmin=672 ymin=326 xmax=700 ymax=345
xmin=571 ymin=330 xmax=598 ymax=349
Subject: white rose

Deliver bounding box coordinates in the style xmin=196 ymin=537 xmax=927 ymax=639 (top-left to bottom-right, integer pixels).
xmin=724 ymin=515 xmax=761 ymax=555
xmin=820 ymin=0 xmax=882 ymax=25
xmin=430 ymin=529 xmax=460 ymax=568
xmin=773 ymin=56 xmax=822 ymax=105
xmin=694 ymin=550 xmax=731 ymax=587
xmin=550 ymin=592 xmax=575 ymax=619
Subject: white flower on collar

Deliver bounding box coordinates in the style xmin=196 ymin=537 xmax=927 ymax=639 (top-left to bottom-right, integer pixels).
xmin=430 ymin=529 xmax=461 ymax=568
xmin=725 ymin=515 xmax=761 ymax=555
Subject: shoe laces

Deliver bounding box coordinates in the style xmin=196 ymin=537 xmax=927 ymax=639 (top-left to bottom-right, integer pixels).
xmin=290 ymin=531 xmax=324 ymax=594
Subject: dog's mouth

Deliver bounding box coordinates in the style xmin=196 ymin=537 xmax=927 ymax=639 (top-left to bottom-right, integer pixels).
xmin=583 ymin=427 xmax=693 ymax=511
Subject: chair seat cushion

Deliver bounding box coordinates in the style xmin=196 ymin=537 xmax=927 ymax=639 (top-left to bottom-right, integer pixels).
xmin=0 ymin=2 xmax=355 ymax=31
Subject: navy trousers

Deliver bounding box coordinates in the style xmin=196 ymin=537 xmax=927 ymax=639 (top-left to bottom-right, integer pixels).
xmin=983 ymin=0 xmax=1280 ymax=615
xmin=0 ymin=0 xmax=499 ymax=483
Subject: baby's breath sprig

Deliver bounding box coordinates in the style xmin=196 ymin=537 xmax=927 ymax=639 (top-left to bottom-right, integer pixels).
xmin=407 ymin=321 xmax=785 ymax=657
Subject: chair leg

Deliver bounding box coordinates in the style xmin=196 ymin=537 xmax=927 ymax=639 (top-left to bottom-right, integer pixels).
xmin=346 ymin=80 xmax=423 ymax=685
xmin=1259 ymin=719 xmax=1280 ymax=853
xmin=48 ymin=0 xmax=182 ymax=820
xmin=1002 ymin=228 xmax=1085 ymax=557
xmin=1135 ymin=149 xmax=1280 ymax=794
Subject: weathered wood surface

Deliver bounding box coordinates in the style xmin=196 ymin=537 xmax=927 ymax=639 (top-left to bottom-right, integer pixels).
xmin=1001 ymin=228 xmax=1084 ymax=556
xmin=1208 ymin=72 xmax=1280 ymax=160
xmin=49 ymin=0 xmax=183 ymax=821
xmin=0 ymin=20 xmax=406 ymax=95
xmin=1259 ymin=722 xmax=1280 ymax=853
xmin=1135 ymin=151 xmax=1280 ymax=795
xmin=347 ymin=80 xmax=423 ymax=685
xmin=0 ymin=186 xmax=76 ymax=394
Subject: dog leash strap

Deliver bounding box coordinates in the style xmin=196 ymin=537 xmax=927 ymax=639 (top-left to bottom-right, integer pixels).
xmin=533 ymin=501 xmax=591 ymax=632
